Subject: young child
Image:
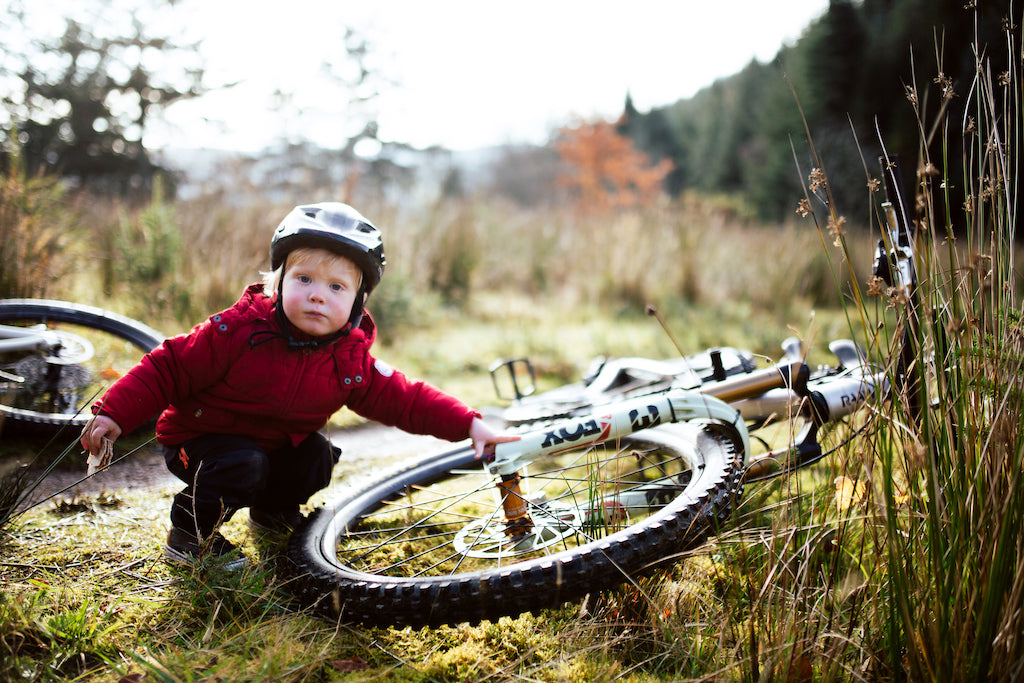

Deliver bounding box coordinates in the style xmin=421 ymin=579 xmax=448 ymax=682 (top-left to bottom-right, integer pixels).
xmin=80 ymin=201 xmax=518 ymax=569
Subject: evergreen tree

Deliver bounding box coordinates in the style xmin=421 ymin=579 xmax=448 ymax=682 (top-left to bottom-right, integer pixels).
xmin=0 ymin=1 xmax=207 ymax=197
xmin=617 ymin=0 xmax=1016 ymax=224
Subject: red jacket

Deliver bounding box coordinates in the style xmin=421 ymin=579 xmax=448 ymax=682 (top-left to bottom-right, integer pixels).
xmin=96 ymin=284 xmax=479 ymax=450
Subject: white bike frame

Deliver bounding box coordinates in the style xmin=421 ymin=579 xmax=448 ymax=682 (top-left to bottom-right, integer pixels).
xmin=0 ymin=323 xmax=94 ymax=383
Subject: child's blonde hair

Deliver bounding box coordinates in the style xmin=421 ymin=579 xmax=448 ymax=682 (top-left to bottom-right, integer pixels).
xmin=262 ymin=247 xmax=362 ymax=296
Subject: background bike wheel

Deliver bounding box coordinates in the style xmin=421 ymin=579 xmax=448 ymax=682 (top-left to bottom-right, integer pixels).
xmin=0 ymin=299 xmax=164 ymax=437
xmin=289 ymin=421 xmax=744 ymax=627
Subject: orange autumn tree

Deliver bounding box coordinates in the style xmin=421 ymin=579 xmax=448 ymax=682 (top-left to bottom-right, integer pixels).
xmin=555 ymin=118 xmax=673 ymax=210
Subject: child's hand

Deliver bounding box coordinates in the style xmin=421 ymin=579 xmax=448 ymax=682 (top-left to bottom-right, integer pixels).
xmin=469 ymin=416 xmax=520 ymax=459
xmin=80 ymin=415 xmax=122 ymax=457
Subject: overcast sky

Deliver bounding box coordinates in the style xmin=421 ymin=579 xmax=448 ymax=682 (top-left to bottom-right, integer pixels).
xmin=142 ymin=0 xmax=829 ymax=153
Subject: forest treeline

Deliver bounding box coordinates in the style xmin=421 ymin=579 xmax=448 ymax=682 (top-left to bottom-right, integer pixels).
xmin=618 ymin=0 xmax=1014 ymax=221
xmin=0 ymin=0 xmax=1015 ymax=223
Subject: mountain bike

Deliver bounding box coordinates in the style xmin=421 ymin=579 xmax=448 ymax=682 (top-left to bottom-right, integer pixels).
xmin=490 ymin=333 xmax=868 ymax=427
xmin=0 ymin=299 xmax=164 ymax=436
xmin=287 ymin=157 xmax=920 ymax=628
xmin=287 ymin=334 xmax=886 ymax=627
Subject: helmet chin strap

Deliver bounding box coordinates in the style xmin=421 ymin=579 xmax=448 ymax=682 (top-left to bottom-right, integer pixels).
xmin=346 ymin=283 xmax=366 ymax=331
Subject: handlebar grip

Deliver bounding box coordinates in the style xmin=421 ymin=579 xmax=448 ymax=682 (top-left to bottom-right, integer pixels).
xmin=807 ymin=371 xmax=887 ymax=422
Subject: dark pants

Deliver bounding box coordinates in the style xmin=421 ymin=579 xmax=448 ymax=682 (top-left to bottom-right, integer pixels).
xmin=163 ymin=432 xmax=339 ymax=539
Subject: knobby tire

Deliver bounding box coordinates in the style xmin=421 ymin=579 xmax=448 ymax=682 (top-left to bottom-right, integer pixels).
xmin=288 ymin=422 xmax=744 ymax=627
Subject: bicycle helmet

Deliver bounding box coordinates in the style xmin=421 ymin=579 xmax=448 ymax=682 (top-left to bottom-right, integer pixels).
xmin=265 ymin=202 xmax=386 ymax=342
xmin=271 ymin=202 xmax=386 ymax=293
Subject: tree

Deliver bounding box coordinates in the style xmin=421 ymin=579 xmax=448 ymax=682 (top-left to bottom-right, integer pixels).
xmin=197 ymin=22 xmax=412 ymax=206
xmin=0 ymin=0 xmax=208 ymax=197
xmin=484 ymin=144 xmax=565 ymax=207
xmin=555 ymin=118 xmax=673 ymax=210
xmin=618 ymin=92 xmax=687 ymax=194
xmin=616 ymin=0 xmax=1013 ymax=223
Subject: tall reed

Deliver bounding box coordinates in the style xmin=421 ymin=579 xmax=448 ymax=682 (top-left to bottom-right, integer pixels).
xmin=793 ymin=12 xmax=1024 ymax=678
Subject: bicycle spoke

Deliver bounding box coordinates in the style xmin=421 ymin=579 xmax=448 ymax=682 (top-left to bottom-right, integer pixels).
xmin=344 ymin=491 xmax=489 ymax=563
xmin=333 ymin=435 xmax=700 ymax=577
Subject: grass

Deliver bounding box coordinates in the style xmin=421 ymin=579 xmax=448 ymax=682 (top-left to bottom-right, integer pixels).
xmin=2 ymin=444 xmax=700 ymax=682
xmin=0 ymin=238 xmax=1018 ymax=681
xmin=0 ymin=270 xmax=1008 ymax=681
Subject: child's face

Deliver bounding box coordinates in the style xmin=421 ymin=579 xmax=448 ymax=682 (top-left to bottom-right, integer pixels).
xmin=280 ymin=251 xmax=363 ymax=337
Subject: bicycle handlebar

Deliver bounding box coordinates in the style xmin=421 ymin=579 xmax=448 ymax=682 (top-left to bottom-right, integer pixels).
xmin=806 ymin=367 xmax=888 ymax=422
xmin=700 ymin=355 xmax=886 ymax=425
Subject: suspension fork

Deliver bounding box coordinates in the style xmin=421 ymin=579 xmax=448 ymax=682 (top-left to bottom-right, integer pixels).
xmin=496 ymin=472 xmax=533 ymax=538
xmin=876 ymin=155 xmax=923 ymax=429
xmin=487 ymin=388 xmax=749 ymax=536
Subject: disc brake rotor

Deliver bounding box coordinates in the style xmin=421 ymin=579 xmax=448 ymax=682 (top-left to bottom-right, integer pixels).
xmin=452 ymin=503 xmax=590 ymax=558
xmin=42 ymin=328 xmax=95 ymax=365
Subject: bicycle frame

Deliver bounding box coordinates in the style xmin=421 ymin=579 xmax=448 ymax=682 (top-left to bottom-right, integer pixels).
xmin=489 ymin=389 xmax=751 ymax=477
xmin=0 ymin=323 xmax=95 ymax=386
xmin=484 ymin=350 xmax=890 ymax=539
xmin=483 ymin=388 xmax=748 ymax=543
xmin=0 ymin=323 xmax=92 ymax=358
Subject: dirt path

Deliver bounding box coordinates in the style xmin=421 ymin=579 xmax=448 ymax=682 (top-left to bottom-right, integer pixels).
xmin=12 ymin=423 xmax=451 ymax=510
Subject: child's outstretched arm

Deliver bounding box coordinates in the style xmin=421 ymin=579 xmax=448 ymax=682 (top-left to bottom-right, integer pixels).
xmin=469 ymin=416 xmax=520 ymax=459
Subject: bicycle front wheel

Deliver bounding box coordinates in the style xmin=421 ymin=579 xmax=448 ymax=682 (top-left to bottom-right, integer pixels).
xmin=289 ymin=421 xmax=744 ymax=627
xmin=0 ymin=299 xmax=164 ymax=436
